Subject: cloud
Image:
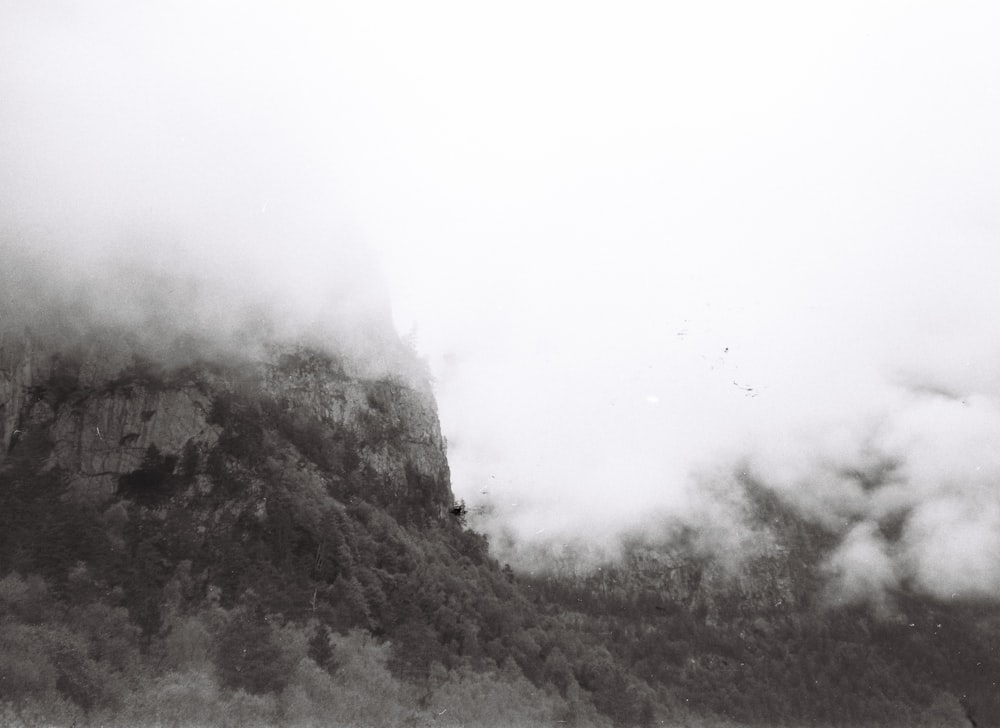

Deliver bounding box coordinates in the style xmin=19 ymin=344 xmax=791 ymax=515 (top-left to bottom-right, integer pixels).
xmin=823 ymin=521 xmax=899 ymax=613
xmin=903 ymin=497 xmax=1000 ymax=601
xmin=0 ymin=1 xmax=395 ymax=368
xmin=5 ymin=2 xmax=1000 ymax=608
xmin=418 ymin=4 xmax=1000 ymax=607
xmin=743 ymin=388 xmax=1000 ymax=606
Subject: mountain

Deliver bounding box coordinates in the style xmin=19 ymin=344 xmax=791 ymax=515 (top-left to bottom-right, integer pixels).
xmin=0 ymin=325 xmax=996 ymax=727
xmin=0 ymin=329 xmax=450 ymax=521
xmin=522 ymin=481 xmax=1000 ymax=727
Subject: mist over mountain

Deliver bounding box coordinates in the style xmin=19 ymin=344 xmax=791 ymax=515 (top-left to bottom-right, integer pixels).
xmin=3 ymin=306 xmax=996 ymax=728
xmin=4 ymin=2 xmax=1000 ymax=726
xmin=5 ymin=1 xmax=1000 ymax=581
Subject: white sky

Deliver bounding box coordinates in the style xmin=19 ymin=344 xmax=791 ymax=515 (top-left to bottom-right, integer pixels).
xmin=3 ymin=2 xmax=1000 ymax=557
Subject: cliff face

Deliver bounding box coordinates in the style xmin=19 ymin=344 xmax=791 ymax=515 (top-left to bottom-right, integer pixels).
xmin=2 ymin=330 xmax=996 ymax=728
xmin=609 ymin=539 xmax=802 ymax=625
xmin=1 ymin=326 xmax=833 ymax=618
xmin=0 ymin=330 xmax=452 ymax=520
xmin=567 ymin=483 xmax=833 ymax=627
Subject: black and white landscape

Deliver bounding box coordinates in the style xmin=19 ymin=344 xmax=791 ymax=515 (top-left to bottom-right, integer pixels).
xmin=2 ymin=3 xmax=1000 ymax=727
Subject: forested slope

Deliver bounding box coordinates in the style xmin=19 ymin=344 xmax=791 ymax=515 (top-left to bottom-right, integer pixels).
xmin=0 ymin=332 xmax=994 ymax=727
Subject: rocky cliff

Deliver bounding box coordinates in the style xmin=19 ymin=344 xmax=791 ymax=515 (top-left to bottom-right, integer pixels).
xmin=0 ymin=328 xmax=452 ymax=520
xmin=538 ymin=480 xmax=836 ymax=632
xmin=1 ymin=327 xmax=994 ymax=727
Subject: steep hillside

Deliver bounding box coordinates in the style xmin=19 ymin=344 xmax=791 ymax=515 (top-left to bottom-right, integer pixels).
xmin=0 ymin=331 xmax=449 ymax=514
xmin=523 ymin=482 xmax=1000 ymax=727
xmin=0 ymin=327 xmax=995 ymax=727
xmin=0 ymin=329 xmax=608 ymax=726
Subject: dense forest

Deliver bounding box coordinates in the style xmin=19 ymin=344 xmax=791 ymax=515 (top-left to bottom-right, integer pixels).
xmin=0 ymin=344 xmax=997 ymax=727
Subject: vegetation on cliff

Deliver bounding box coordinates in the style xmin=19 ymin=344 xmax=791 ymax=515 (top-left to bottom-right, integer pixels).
xmin=0 ymin=343 xmax=996 ymax=727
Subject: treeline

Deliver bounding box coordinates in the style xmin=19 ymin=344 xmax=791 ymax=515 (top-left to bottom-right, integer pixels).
xmin=0 ymin=566 xmax=597 ymax=728
xmin=0 ymin=362 xmax=623 ymax=726
xmin=524 ymin=570 xmax=988 ymax=726
xmin=0 ymin=358 xmax=992 ymax=726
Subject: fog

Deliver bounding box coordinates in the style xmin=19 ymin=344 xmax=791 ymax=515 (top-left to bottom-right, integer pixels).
xmin=0 ymin=2 xmax=393 ymax=366
xmin=3 ymin=2 xmax=1000 ymax=605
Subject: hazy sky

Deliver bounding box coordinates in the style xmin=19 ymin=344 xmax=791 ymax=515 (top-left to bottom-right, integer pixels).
xmin=4 ymin=2 xmax=1000 ymax=595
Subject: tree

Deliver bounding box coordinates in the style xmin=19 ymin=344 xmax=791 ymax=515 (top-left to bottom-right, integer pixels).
xmin=308 ymin=623 xmax=337 ymax=674
xmin=215 ymin=609 xmax=292 ymax=695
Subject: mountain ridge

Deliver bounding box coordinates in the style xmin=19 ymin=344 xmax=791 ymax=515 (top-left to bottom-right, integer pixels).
xmin=0 ymin=326 xmax=995 ymax=727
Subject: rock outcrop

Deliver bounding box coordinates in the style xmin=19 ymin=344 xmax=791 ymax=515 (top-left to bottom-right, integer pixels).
xmin=0 ymin=329 xmax=452 ymax=518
